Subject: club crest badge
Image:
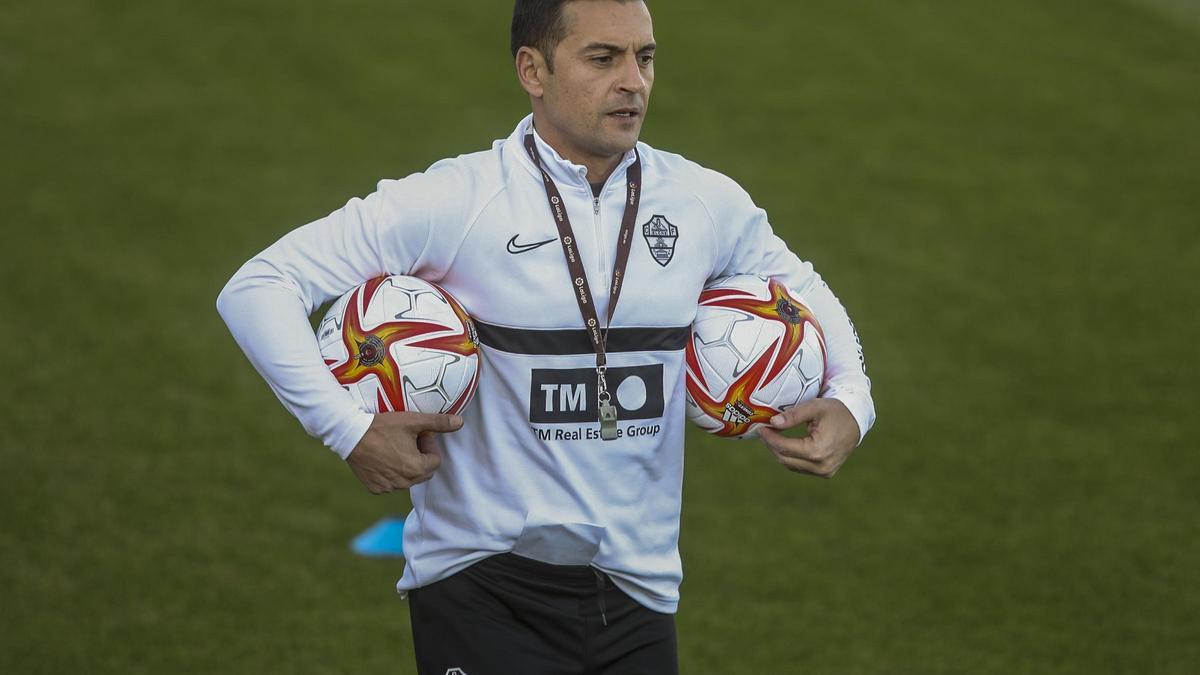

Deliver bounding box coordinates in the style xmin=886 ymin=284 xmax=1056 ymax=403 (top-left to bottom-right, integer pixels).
xmin=642 ymin=215 xmax=678 ymax=267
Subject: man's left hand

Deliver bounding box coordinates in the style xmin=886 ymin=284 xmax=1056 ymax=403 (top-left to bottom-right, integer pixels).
xmin=759 ymin=398 xmax=860 ymax=478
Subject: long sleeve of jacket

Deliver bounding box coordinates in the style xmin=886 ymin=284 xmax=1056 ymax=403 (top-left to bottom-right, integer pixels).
xmin=701 ymin=170 xmax=875 ymax=442
xmin=215 ymin=161 xmax=475 ymax=458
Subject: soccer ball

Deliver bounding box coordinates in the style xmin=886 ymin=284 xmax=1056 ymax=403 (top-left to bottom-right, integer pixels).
xmin=316 ymin=275 xmax=481 ymax=415
xmin=685 ymin=274 xmax=826 ymax=438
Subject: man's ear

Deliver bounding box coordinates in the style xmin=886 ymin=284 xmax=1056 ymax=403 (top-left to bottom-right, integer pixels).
xmin=516 ymin=46 xmax=548 ymax=98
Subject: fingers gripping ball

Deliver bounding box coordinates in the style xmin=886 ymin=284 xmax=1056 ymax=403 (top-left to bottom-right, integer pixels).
xmin=685 ymin=275 xmax=826 ymax=439
xmin=316 ymin=276 xmax=481 ymax=415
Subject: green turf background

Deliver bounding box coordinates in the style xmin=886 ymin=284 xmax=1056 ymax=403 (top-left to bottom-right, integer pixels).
xmin=2 ymin=0 xmax=1197 ymax=672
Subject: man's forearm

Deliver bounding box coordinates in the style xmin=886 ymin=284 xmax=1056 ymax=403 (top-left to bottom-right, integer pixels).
xmin=217 ymin=263 xmax=373 ymax=457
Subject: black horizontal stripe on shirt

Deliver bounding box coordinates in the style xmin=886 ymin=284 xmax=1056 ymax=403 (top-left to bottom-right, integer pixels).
xmin=473 ymin=321 xmax=690 ymax=355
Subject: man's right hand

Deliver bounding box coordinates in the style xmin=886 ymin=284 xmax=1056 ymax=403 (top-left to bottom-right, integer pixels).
xmin=345 ymin=412 xmax=464 ymax=494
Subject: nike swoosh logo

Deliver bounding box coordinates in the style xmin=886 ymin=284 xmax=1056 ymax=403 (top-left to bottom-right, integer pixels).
xmin=507 ymin=235 xmax=557 ymax=254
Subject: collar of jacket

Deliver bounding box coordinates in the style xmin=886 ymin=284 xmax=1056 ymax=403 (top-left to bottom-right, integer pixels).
xmin=508 ymin=113 xmax=640 ymax=194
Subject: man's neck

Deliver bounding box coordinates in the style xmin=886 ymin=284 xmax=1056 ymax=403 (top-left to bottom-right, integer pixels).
xmin=531 ymin=117 xmax=623 ymax=184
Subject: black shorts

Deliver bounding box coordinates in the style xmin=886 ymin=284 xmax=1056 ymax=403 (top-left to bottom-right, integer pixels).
xmin=408 ymin=553 xmax=678 ymax=675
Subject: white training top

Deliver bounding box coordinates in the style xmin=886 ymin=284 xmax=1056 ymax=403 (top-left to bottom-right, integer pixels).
xmin=216 ymin=114 xmax=875 ymax=613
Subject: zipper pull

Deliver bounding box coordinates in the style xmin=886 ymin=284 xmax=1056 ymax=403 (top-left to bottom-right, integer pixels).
xmin=593 ymin=197 xmax=600 ymax=215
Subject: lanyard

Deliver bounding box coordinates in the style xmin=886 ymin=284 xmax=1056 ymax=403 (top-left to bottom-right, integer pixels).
xmin=523 ymin=132 xmax=642 ymax=441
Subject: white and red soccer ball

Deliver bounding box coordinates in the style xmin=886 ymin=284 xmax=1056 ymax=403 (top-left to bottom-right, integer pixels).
xmin=685 ymin=275 xmax=827 ymax=439
xmin=316 ymin=275 xmax=480 ymax=415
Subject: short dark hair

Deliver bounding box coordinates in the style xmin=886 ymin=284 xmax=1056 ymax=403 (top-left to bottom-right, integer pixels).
xmin=511 ymin=0 xmax=644 ymax=71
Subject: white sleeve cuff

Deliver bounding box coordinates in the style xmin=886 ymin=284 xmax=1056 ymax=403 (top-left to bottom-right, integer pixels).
xmin=328 ymin=409 xmax=375 ymax=460
xmin=824 ymin=389 xmax=876 ymax=446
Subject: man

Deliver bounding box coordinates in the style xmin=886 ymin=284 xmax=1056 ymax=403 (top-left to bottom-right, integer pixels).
xmin=217 ymin=0 xmax=875 ymax=672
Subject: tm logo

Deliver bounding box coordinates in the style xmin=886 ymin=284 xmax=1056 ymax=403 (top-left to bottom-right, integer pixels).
xmin=541 ymin=382 xmax=588 ymax=413
xmin=529 ymin=365 xmax=664 ymax=424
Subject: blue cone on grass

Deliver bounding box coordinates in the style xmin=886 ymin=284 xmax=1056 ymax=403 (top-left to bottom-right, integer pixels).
xmin=351 ymin=516 xmax=407 ymax=557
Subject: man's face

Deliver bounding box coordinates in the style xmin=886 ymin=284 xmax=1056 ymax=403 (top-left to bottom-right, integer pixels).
xmin=538 ymin=0 xmax=656 ymax=164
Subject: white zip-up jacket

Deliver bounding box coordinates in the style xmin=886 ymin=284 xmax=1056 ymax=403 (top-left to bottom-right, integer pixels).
xmin=216 ymin=114 xmax=875 ymax=613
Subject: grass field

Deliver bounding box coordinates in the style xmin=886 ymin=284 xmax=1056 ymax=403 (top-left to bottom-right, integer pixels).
xmin=2 ymin=0 xmax=1198 ymax=672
